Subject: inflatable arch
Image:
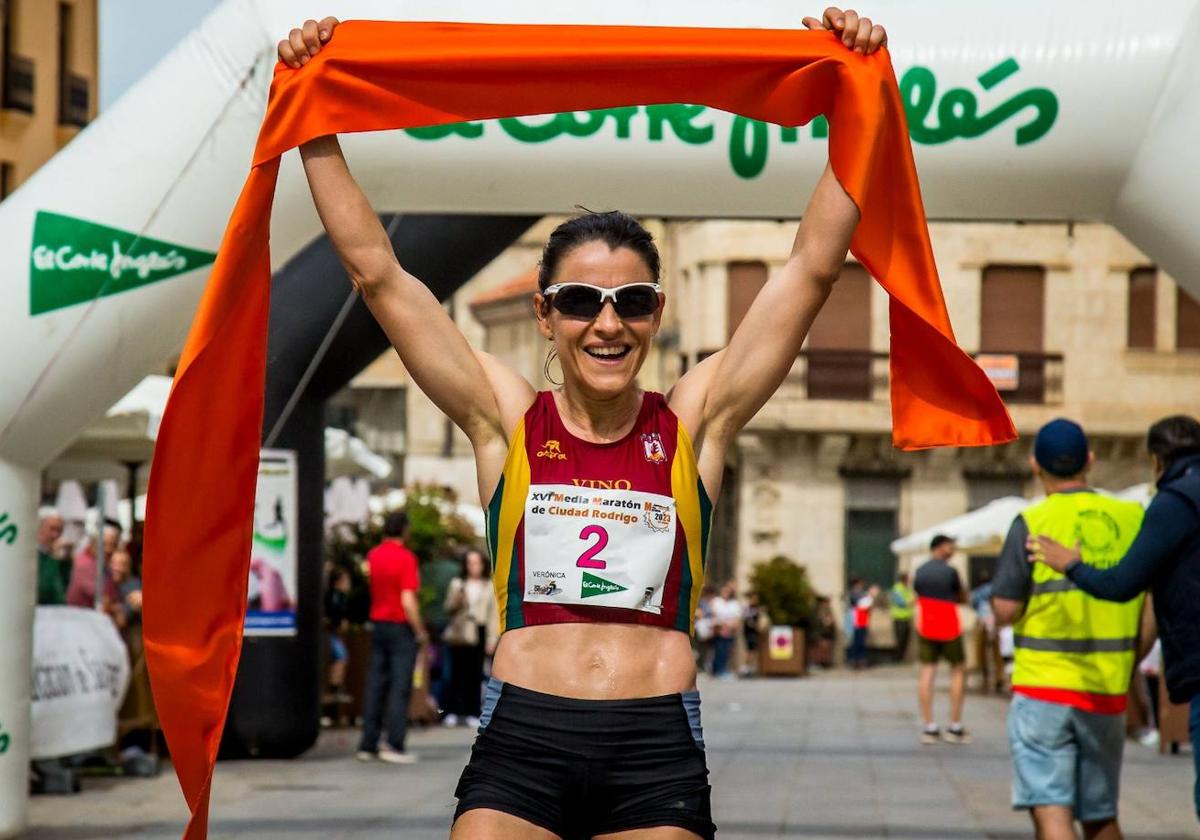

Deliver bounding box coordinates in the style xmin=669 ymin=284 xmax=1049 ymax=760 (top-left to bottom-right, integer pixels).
xmin=1 ymin=0 xmax=1198 ymax=833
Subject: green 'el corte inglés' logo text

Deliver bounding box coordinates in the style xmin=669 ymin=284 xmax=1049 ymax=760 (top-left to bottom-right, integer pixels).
xmin=0 ymin=511 xmax=17 ymax=546
xmin=581 ymin=571 xmax=627 ymax=599
xmin=29 ymin=211 xmax=217 ymax=315
xmin=404 ymin=58 xmax=1057 ymax=180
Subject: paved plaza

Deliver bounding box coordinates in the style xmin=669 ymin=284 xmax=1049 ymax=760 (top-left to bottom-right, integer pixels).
xmin=25 ymin=667 xmax=1197 ymax=839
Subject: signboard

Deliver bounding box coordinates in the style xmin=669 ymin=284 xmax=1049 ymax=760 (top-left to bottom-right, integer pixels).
xmin=246 ymin=450 xmax=298 ymax=636
xmin=31 ymin=606 xmax=130 ymax=759
xmin=975 ymin=353 xmax=1020 ymax=392
xmin=768 ymin=626 xmax=795 ymax=661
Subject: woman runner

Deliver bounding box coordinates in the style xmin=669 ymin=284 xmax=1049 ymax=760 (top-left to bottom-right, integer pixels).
xmin=281 ymin=8 xmax=887 ymax=839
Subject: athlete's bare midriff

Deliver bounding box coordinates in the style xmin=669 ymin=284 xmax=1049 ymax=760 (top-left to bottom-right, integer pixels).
xmin=491 ymin=622 xmax=697 ymax=699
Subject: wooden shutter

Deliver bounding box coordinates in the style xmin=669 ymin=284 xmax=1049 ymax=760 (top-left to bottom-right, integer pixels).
xmin=1127 ymin=268 xmax=1157 ymax=349
xmin=807 ymin=264 xmax=871 ymax=350
xmin=1179 ymin=285 xmax=1200 ymax=350
xmin=727 ymin=261 xmax=768 ymax=339
xmin=980 ymin=266 xmax=1044 ymax=352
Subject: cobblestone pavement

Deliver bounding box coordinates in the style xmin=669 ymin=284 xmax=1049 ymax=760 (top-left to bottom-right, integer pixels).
xmin=25 ymin=666 xmax=1198 ymax=839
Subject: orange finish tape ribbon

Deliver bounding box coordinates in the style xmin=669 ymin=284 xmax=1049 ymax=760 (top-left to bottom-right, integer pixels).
xmin=144 ymin=21 xmax=1015 ymax=840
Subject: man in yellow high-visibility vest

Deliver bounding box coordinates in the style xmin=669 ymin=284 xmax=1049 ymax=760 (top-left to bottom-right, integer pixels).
xmin=993 ymin=419 xmax=1147 ymax=840
xmin=889 ymin=572 xmax=915 ymax=662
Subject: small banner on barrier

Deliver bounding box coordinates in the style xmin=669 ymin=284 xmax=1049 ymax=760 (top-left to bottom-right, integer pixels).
xmin=246 ymin=450 xmax=298 ymax=635
xmin=31 ymin=606 xmax=130 ymax=759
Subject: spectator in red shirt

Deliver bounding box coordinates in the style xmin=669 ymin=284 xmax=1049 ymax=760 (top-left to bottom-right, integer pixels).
xmin=356 ymin=511 xmax=429 ymax=764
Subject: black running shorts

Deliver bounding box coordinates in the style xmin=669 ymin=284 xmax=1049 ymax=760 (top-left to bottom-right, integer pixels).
xmin=918 ymin=634 xmax=965 ymax=665
xmin=453 ymin=679 xmax=715 ymax=840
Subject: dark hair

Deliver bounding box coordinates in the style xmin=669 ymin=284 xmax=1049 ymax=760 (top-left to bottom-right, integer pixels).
xmin=461 ymin=547 xmax=490 ymax=578
xmin=382 ymin=511 xmax=408 ymax=538
xmin=537 ymin=210 xmax=660 ymax=291
xmin=1147 ymin=415 xmax=1200 ymax=474
xmin=930 ymin=534 xmax=955 ymax=551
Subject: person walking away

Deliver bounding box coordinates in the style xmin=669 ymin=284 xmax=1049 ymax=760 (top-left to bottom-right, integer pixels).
xmin=889 ymin=572 xmax=915 ymax=662
xmin=914 ymin=535 xmax=969 ymax=744
xmin=741 ymin=592 xmax=762 ymax=676
xmin=1027 ymin=414 xmax=1200 ymax=824
xmin=844 ymin=578 xmax=868 ymax=669
xmin=847 ymin=581 xmax=875 ymax=670
xmin=357 ymin=511 xmax=429 ymax=764
xmin=709 ymin=580 xmax=744 ymax=679
xmin=422 ymin=549 xmax=462 ymax=712
xmin=993 ymin=418 xmax=1146 ymax=840
xmin=442 ymin=549 xmax=498 ymax=727
xmin=811 ymin=596 xmax=837 ymax=669
xmin=36 ymin=509 xmax=66 ymax=605
xmin=324 ymin=566 xmax=353 ymax=706
xmin=971 ymin=572 xmax=998 ymax=692
xmin=694 ymin=585 xmax=717 ymax=673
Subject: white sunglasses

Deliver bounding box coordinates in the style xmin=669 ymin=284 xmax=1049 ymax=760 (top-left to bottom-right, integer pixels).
xmin=541 ymin=282 xmax=663 ymax=319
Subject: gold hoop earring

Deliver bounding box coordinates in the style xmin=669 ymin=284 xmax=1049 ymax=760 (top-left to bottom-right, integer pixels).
xmin=543 ymin=346 xmax=563 ymax=387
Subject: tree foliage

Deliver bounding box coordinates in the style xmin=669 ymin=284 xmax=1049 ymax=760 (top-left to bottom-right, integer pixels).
xmin=749 ymin=555 xmax=817 ymax=627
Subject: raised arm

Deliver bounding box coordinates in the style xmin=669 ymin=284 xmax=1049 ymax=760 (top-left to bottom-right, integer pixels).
xmin=299 ymin=136 xmax=514 ymax=446
xmin=669 ymin=9 xmax=885 ymax=456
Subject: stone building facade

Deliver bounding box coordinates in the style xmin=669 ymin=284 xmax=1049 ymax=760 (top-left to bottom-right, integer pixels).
xmin=345 ymin=218 xmax=1200 ymax=600
xmin=0 ymin=0 xmax=97 ymax=198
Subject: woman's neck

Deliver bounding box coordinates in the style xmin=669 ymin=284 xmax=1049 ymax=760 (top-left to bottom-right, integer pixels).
xmin=553 ymin=385 xmax=643 ymax=443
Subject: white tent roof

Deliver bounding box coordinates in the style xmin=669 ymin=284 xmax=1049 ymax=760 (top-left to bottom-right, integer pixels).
xmin=890 ymin=484 xmax=1155 ymax=556
xmin=891 ymin=496 xmax=1031 ymax=556
xmin=324 ymin=427 xmax=393 ymax=480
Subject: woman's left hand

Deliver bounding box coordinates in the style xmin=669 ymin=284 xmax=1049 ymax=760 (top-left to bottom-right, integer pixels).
xmin=1026 ymin=534 xmax=1081 ymax=574
xmin=802 ymin=6 xmax=887 ymax=55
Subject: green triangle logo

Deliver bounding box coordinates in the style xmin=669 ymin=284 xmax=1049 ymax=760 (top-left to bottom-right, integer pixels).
xmin=29 ymin=211 xmax=217 ymax=315
xmin=581 ymin=571 xmax=627 ymax=599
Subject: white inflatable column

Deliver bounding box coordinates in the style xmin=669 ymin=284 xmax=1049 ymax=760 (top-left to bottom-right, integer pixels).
xmin=0 ymin=459 xmax=37 ymax=839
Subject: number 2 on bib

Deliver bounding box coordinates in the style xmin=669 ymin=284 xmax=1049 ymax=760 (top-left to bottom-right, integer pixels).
xmin=576 ymin=524 xmax=608 ymax=569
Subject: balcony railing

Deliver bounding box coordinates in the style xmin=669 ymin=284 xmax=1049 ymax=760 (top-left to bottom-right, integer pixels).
xmin=59 ymin=71 xmax=89 ymax=127
xmin=972 ymin=351 xmax=1064 ymax=404
xmin=800 ymin=349 xmax=889 ymax=400
xmin=2 ymin=53 xmax=35 ymax=114
xmin=692 ymin=348 xmax=1065 ymax=406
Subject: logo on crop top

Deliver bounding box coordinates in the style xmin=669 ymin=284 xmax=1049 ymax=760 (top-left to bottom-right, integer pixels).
xmin=536 ymin=439 xmax=567 ymax=460
xmin=644 ymin=502 xmax=673 ymax=533
xmin=641 ymin=432 xmax=667 ymax=465
xmin=571 ymin=478 xmax=633 ymax=490
xmin=529 ymin=580 xmax=563 ymax=597
xmin=581 ymin=571 xmax=627 ymax=599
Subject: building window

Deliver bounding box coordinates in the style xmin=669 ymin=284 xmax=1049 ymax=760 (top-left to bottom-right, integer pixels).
xmin=806 ymin=263 xmax=873 ymax=399
xmin=981 ymin=265 xmax=1045 ymax=352
xmin=1178 ymin=284 xmax=1200 ymax=351
xmin=1127 ymin=267 xmax=1157 ymax=349
xmin=843 ymin=476 xmax=899 ymax=588
xmin=57 ymin=2 xmax=88 ymax=127
xmin=979 ymin=265 xmax=1054 ymax=403
xmin=726 ymin=260 xmax=768 ymax=339
xmin=0 ymin=161 xmax=13 ymax=200
xmin=2 ymin=0 xmax=34 ymax=114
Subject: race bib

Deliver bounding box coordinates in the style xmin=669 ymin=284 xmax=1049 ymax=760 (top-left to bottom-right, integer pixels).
xmin=523 ymin=484 xmax=677 ymax=613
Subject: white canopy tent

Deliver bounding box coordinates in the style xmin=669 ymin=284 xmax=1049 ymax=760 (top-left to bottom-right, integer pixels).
xmin=323 ymin=427 xmax=393 ymax=481
xmin=891 ymin=485 xmax=1156 ymax=556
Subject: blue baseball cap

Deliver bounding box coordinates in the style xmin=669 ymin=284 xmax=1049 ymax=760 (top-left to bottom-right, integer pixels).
xmin=1034 ymin=418 xmax=1090 ymax=477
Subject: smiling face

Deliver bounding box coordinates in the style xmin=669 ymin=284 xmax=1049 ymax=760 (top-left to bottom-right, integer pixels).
xmin=534 ymin=240 xmax=663 ymax=400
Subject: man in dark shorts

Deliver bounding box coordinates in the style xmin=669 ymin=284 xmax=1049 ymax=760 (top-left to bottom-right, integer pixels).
xmin=914 ymin=534 xmax=970 ymax=744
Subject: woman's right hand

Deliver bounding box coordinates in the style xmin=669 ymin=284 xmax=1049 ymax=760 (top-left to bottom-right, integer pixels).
xmin=278 ymin=17 xmax=340 ymax=68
